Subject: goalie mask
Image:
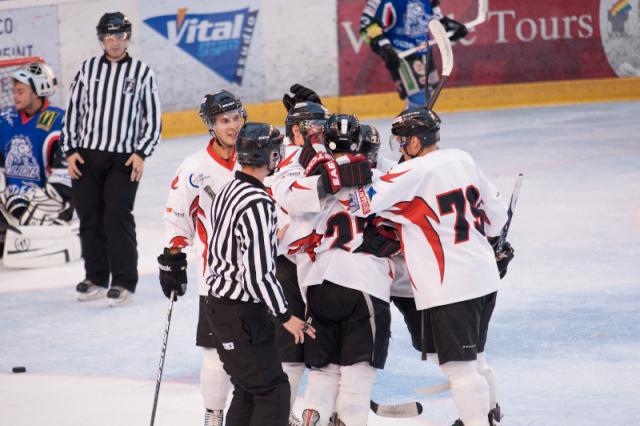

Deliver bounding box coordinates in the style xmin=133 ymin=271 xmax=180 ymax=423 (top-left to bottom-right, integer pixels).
xmin=200 ymin=90 xmax=247 ymax=144
xmin=97 ymin=12 xmax=132 ymax=40
xmin=11 ymin=62 xmax=57 ymax=98
xmin=285 ymin=101 xmax=330 ymax=140
xmin=324 ymin=114 xmax=362 ymax=154
xmin=360 ymin=124 xmax=381 ymax=165
xmin=236 ymin=123 xmax=285 ymax=171
xmin=390 ymin=107 xmax=441 ymax=150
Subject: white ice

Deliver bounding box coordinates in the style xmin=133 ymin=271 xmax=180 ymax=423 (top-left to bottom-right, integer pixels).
xmin=1 ymin=101 xmax=639 ymax=425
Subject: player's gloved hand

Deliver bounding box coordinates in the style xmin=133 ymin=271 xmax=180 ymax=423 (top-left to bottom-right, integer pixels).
xmin=440 ymin=16 xmax=468 ymax=42
xmin=354 ymin=218 xmax=401 ymax=258
xmin=489 ymin=237 xmax=515 ymax=279
xmin=370 ymin=35 xmax=400 ymax=72
xmin=282 ymin=84 xmax=323 ymax=112
xmin=318 ymin=155 xmax=373 ymax=194
xmin=157 ymin=249 xmax=188 ymax=300
xmin=298 ymin=133 xmax=329 ymax=169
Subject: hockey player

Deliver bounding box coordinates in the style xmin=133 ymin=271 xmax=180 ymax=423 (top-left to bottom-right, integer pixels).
xmin=157 ymin=90 xmax=245 ymax=426
xmin=360 ymin=0 xmax=468 ymax=107
xmin=347 ymin=107 xmax=514 ymax=426
xmin=281 ymin=113 xmax=390 ymax=426
xmin=0 ymin=62 xmax=76 ymax=266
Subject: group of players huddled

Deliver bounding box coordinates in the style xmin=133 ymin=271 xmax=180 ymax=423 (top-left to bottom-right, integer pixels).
xmin=158 ymin=79 xmax=514 ymax=426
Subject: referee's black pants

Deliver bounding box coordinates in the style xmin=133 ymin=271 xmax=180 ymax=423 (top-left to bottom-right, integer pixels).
xmin=72 ymin=149 xmax=139 ymax=292
xmin=206 ymin=297 xmax=290 ymax=426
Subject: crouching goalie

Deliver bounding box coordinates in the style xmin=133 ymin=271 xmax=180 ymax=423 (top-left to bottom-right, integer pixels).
xmin=0 ymin=61 xmax=80 ymax=268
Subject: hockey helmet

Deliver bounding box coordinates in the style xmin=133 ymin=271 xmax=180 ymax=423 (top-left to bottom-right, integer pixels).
xmin=391 ymin=107 xmax=441 ymax=148
xmin=199 ymin=90 xmax=247 ymax=131
xmin=285 ymin=101 xmax=330 ymax=139
xmin=236 ymin=123 xmax=285 ymax=170
xmin=97 ymin=12 xmax=132 ymax=40
xmin=360 ymin=124 xmax=381 ymax=164
xmin=324 ymin=114 xmax=362 ymax=154
xmin=11 ymin=62 xmax=57 ymax=98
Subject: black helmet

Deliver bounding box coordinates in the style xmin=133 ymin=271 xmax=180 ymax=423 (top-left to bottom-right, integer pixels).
xmin=236 ymin=123 xmax=285 ymax=170
xmin=360 ymin=124 xmax=381 ymax=164
xmin=324 ymin=114 xmax=362 ymax=154
xmin=199 ymin=90 xmax=247 ymax=131
xmin=391 ymin=107 xmax=441 ymax=147
xmin=284 ymin=101 xmax=330 ymax=139
xmin=97 ymin=12 xmax=132 ymax=39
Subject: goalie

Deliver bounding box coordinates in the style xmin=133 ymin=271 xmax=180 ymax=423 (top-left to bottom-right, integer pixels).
xmin=0 ymin=62 xmax=78 ymax=268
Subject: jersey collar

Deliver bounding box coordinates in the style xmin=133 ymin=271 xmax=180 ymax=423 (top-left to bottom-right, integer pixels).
xmin=207 ymin=140 xmax=236 ymax=171
xmin=20 ymin=100 xmax=49 ymax=125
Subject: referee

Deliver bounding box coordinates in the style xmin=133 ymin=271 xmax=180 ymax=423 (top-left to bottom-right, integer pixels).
xmin=206 ymin=123 xmax=315 ymax=426
xmin=62 ymin=12 xmax=161 ymax=306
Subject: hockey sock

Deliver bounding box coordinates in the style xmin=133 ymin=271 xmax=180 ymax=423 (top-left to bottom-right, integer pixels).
xmin=336 ymin=362 xmax=377 ymax=425
xmin=440 ymin=360 xmax=490 ymax=426
xmin=200 ymin=348 xmax=231 ymax=410
xmin=283 ymin=362 xmax=305 ymax=412
xmin=304 ymin=363 xmax=340 ymax=424
xmin=476 ymin=352 xmax=499 ymax=410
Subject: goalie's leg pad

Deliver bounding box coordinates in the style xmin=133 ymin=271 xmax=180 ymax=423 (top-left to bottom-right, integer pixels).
xmin=2 ymin=222 xmax=81 ymax=268
xmin=440 ymin=360 xmax=491 ymax=426
xmin=304 ymin=363 xmax=340 ymax=424
xmin=336 ymin=362 xmax=376 ymax=426
xmin=201 ymin=348 xmax=231 ymax=411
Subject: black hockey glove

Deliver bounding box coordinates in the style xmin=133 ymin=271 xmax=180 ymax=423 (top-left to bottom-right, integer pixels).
xmin=354 ymin=219 xmax=401 ymax=258
xmin=282 ymin=83 xmax=323 ymax=112
xmin=489 ymin=237 xmax=515 ymax=279
xmin=298 ymin=133 xmax=328 ymax=169
xmin=319 ymin=155 xmax=373 ymax=194
xmin=440 ymin=16 xmax=469 ymax=42
xmin=370 ymin=35 xmax=400 ymax=73
xmin=157 ymin=249 xmax=188 ymax=300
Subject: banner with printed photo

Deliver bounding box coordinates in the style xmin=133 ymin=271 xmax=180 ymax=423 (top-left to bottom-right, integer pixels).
xmin=0 ymin=6 xmax=62 ymax=106
xmin=139 ymin=0 xmax=262 ymax=112
xmin=338 ymin=0 xmax=635 ymax=95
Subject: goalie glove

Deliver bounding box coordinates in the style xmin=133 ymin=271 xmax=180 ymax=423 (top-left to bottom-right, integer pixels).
xmin=19 ymin=183 xmax=72 ymax=226
xmin=370 ymin=35 xmax=400 ymax=73
xmin=157 ymin=249 xmax=188 ymax=300
xmin=282 ymin=83 xmax=322 ymax=112
xmin=440 ymin=16 xmax=469 ymax=42
xmin=488 ymin=237 xmax=515 ymax=279
xmin=354 ymin=218 xmax=401 ymax=258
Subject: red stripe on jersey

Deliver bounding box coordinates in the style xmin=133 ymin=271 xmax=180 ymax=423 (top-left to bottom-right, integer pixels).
xmin=391 ymin=197 xmax=445 ymax=284
xmin=196 ymin=217 xmax=208 ymax=274
xmin=171 ymin=175 xmax=179 ymax=189
xmin=290 ymin=181 xmax=310 ymax=191
xmin=278 ymin=150 xmax=297 ymax=169
xmin=381 ymin=169 xmax=409 ymax=183
xmin=169 ymin=236 xmax=189 ymax=249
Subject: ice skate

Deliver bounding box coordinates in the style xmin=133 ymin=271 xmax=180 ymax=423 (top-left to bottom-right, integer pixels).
xmin=107 ymin=286 xmax=134 ymax=306
xmin=288 ymin=410 xmax=302 ymax=426
xmin=203 ymin=409 xmax=223 ymax=426
xmin=301 ymin=409 xmax=320 ymax=426
xmin=76 ymin=280 xmax=107 ymax=301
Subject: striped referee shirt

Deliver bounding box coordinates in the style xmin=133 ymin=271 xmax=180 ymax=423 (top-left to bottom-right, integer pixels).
xmin=61 ymin=54 xmax=161 ymax=157
xmin=207 ymin=171 xmax=290 ymax=322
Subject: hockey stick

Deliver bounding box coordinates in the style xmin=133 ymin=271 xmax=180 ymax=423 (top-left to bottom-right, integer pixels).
xmin=150 ymin=289 xmax=176 ymax=426
xmin=0 ymin=202 xmax=21 ymax=234
xmin=416 ymin=380 xmax=452 ymax=395
xmin=496 ymin=173 xmax=524 ymax=252
xmin=370 ymin=400 xmax=423 ymax=418
xmin=426 ymin=19 xmax=453 ymax=110
xmin=464 ymin=0 xmax=489 ymax=30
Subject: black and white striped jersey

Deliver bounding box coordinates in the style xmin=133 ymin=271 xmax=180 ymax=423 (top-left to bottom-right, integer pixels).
xmin=207 ymin=171 xmax=290 ymax=322
xmin=61 ymin=54 xmax=161 ymax=157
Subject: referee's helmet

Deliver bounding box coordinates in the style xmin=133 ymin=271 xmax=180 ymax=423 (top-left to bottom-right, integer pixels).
xmin=236 ymin=123 xmax=285 ymax=171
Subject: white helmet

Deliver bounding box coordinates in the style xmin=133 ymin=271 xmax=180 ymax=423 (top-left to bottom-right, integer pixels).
xmin=11 ymin=62 xmax=57 ymax=98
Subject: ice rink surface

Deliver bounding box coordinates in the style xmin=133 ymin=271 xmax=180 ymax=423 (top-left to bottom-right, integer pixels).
xmin=1 ymin=101 xmax=639 ymax=425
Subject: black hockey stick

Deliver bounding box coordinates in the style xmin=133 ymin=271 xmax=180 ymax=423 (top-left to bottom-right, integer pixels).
xmin=370 ymin=400 xmax=423 ymax=418
xmin=427 ymin=19 xmax=454 ymax=110
xmin=496 ymin=173 xmax=524 ymax=252
xmin=150 ymin=289 xmax=176 ymax=426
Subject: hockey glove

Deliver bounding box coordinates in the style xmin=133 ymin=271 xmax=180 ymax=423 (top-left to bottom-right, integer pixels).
xmin=18 ymin=183 xmax=72 ymax=226
xmin=370 ymin=35 xmax=400 ymax=73
xmin=298 ymin=133 xmax=329 ymax=170
xmin=157 ymin=249 xmax=188 ymax=300
xmin=354 ymin=218 xmax=401 ymax=258
xmin=440 ymin=16 xmax=469 ymax=42
xmin=282 ymin=83 xmax=323 ymax=112
xmin=319 ymin=155 xmax=373 ymax=194
xmin=489 ymin=237 xmax=515 ymax=279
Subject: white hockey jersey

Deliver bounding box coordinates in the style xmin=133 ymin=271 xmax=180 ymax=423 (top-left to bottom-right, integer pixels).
xmin=347 ymin=148 xmax=508 ymax=310
xmin=163 ymin=142 xmax=237 ymax=296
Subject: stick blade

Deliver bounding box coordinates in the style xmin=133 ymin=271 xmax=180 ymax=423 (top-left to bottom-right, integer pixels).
xmin=428 ymin=19 xmax=454 ymax=77
xmin=370 ymin=400 xmax=423 ymax=418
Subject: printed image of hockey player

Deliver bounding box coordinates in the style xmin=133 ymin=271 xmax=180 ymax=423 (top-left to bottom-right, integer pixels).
xmin=0 ymin=61 xmax=77 ymax=268
xmin=157 ymin=90 xmax=245 ymax=426
xmin=347 ymin=107 xmax=515 ymax=426
xmin=360 ymin=0 xmax=468 ymax=107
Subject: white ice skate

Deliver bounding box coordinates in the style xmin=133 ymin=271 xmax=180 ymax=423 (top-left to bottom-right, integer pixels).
xmin=75 ymin=280 xmax=107 ymax=301
xmin=106 ymin=286 xmax=134 ymax=307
